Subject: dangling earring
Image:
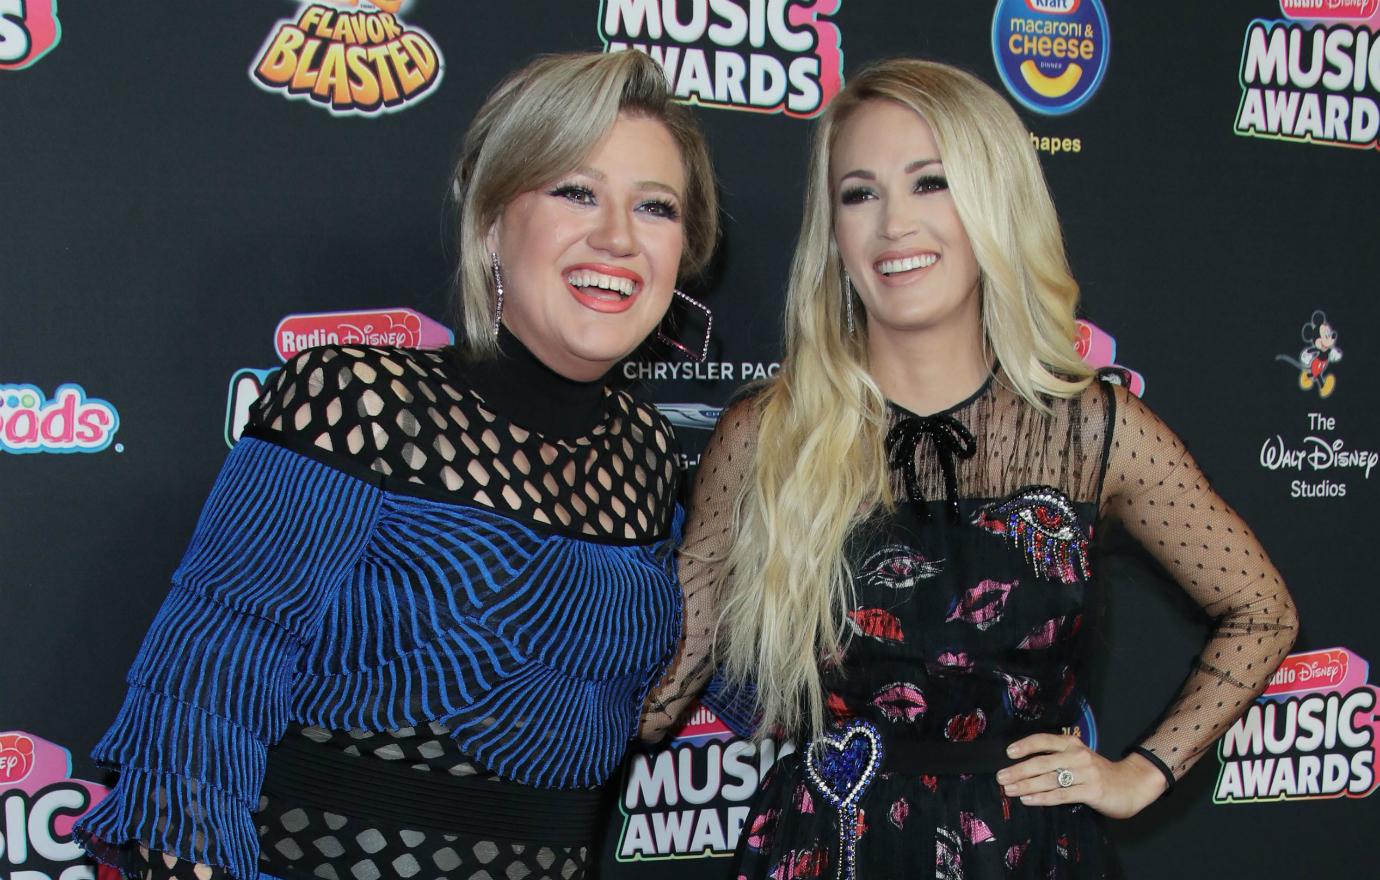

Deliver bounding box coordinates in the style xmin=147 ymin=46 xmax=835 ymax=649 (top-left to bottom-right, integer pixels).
xmin=657 ymin=289 xmax=713 ymax=363
xmin=489 ymin=250 xmax=504 ymax=335
xmin=842 ymin=270 xmax=856 ymax=335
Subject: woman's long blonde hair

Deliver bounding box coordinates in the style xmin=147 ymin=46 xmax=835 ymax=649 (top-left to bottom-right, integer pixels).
xmin=718 ymin=59 xmax=1093 ymax=741
xmin=450 ymin=51 xmax=718 ymax=360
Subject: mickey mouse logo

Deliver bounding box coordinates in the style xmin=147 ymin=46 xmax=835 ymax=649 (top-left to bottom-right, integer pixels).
xmin=1275 ymin=310 xmax=1343 ymax=398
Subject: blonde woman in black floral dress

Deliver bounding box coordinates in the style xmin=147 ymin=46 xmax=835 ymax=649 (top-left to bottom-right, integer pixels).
xmin=641 ymin=60 xmax=1297 ymax=879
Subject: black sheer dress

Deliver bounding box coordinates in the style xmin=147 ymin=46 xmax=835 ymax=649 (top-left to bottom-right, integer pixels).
xmin=643 ymin=373 xmax=1296 ymax=879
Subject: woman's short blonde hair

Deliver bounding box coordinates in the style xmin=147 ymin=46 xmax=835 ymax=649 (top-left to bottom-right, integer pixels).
xmin=451 ymin=51 xmax=718 ymax=359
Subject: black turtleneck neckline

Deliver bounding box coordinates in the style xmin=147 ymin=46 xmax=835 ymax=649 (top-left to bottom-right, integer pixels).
xmin=458 ymin=327 xmax=610 ymax=439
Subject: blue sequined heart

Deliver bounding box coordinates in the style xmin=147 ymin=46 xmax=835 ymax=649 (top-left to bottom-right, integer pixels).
xmin=804 ymin=719 xmax=883 ymax=810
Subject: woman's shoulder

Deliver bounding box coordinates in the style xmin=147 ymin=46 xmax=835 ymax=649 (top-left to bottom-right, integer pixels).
xmin=1025 ymin=369 xmax=1124 ymax=425
xmin=247 ymin=344 xmax=454 ymax=451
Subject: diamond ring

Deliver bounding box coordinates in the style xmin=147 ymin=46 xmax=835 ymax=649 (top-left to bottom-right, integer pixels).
xmin=1055 ymin=767 xmax=1075 ymax=788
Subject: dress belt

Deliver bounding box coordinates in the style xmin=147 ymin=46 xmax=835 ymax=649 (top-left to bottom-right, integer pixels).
xmin=882 ymin=739 xmax=1019 ymax=775
xmin=260 ymin=732 xmax=607 ymax=846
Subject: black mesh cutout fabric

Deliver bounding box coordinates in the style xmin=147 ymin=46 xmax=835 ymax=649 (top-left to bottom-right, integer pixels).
xmin=252 ymin=345 xmax=679 ymax=543
xmin=288 ymin=723 xmax=492 ymax=778
xmin=252 ymin=726 xmax=588 ymax=880
xmin=254 ymin=798 xmax=588 ymax=880
xmin=134 ymin=845 xmax=232 ymax=880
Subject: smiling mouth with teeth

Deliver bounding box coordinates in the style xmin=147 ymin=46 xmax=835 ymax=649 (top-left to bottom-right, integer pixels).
xmin=565 ymin=269 xmax=638 ymax=298
xmin=876 ymin=254 xmax=939 ymax=276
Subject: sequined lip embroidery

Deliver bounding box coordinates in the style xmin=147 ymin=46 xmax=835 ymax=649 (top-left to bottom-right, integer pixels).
xmin=857 ymin=545 xmax=943 ymax=590
xmin=804 ymin=720 xmax=884 ymax=880
xmin=871 ymin=683 xmax=928 ymax=722
xmin=932 ymin=650 xmax=974 ymax=672
xmin=998 ymin=672 xmax=1043 ymax=720
xmin=746 ymin=809 xmax=779 ymax=850
xmin=846 ymin=608 xmax=904 ymax=643
xmin=944 ymin=708 xmax=988 ymax=742
xmin=944 ymin=578 xmax=1017 ymax=631
xmin=972 ymin=485 xmax=1092 ymax=584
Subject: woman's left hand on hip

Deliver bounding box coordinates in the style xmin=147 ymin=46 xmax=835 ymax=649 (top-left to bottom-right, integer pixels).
xmin=995 ymin=733 xmax=1168 ymax=819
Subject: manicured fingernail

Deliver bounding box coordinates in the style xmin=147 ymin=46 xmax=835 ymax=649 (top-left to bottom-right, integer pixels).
xmin=996 ymin=771 xmax=1008 ymax=783
xmin=1006 ymin=745 xmax=1019 ymax=757
xmin=1020 ymin=796 xmax=1032 ymax=804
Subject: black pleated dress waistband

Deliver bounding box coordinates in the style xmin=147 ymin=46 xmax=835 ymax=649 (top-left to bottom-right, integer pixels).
xmin=260 ymin=732 xmax=608 ymax=847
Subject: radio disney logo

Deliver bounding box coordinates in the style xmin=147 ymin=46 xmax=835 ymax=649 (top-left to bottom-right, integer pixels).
xmin=599 ymin=0 xmax=844 ymax=118
xmin=1215 ymin=647 xmax=1380 ymax=803
xmin=252 ymin=1 xmax=444 ymax=116
xmin=1267 ymin=648 xmax=1353 ymax=694
xmin=1 ymin=383 xmax=120 ymax=455
xmin=275 ymin=308 xmax=453 ymax=359
xmin=0 ymin=731 xmax=111 ymax=880
xmin=616 ymin=704 xmax=793 ymax=861
xmin=1235 ymin=6 xmax=1380 ymax=148
xmin=1280 ymin=0 xmax=1380 ymax=19
xmin=0 ymin=0 xmax=61 ymax=70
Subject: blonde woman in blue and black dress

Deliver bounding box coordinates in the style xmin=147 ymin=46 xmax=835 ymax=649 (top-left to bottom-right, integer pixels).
xmin=77 ymin=50 xmax=718 ymax=880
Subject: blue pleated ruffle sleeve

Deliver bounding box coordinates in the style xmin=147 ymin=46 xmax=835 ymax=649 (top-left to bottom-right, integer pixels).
xmin=76 ymin=437 xmax=383 ymax=880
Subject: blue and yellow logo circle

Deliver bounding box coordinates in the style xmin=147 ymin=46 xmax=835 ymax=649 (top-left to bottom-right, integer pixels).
xmin=992 ymin=0 xmax=1110 ymax=116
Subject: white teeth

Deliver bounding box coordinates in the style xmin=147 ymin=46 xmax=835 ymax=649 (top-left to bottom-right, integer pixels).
xmin=565 ymin=270 xmax=637 ymax=297
xmin=876 ymin=254 xmax=938 ymax=275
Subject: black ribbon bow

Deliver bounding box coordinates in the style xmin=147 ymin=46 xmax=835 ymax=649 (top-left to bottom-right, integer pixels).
xmin=885 ymin=413 xmax=978 ymax=522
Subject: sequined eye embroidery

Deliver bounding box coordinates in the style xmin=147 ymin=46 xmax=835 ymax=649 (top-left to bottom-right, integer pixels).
xmin=858 ymin=545 xmax=943 ymax=590
xmin=972 ymin=486 xmax=1091 ymax=584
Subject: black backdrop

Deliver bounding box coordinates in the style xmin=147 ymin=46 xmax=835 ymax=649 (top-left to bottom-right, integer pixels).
xmin=3 ymin=2 xmax=1376 ymax=879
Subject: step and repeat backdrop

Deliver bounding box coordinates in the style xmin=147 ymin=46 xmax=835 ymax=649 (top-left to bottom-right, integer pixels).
xmin=3 ymin=1 xmax=1377 ymax=878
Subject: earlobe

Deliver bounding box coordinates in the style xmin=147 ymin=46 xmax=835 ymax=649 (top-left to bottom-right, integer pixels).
xmin=486 ymin=221 xmax=500 ymax=255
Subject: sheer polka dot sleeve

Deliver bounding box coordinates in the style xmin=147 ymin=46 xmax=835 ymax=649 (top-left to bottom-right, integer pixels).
xmin=639 ymin=396 xmax=761 ymax=741
xmin=1101 ymin=386 xmax=1299 ymax=783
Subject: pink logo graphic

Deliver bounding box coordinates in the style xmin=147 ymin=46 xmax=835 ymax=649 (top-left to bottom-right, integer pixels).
xmin=274 ymin=308 xmax=453 ymax=361
xmin=1075 ymin=320 xmax=1145 ymax=396
xmin=0 ymin=0 xmax=61 ymax=70
xmin=1 ymin=383 xmax=121 ymax=454
xmin=1280 ymin=0 xmax=1380 ymax=21
xmin=1266 ymin=647 xmax=1368 ymax=697
xmin=1216 ymin=647 xmax=1379 ymax=803
xmin=675 ymin=702 xmax=734 ymax=740
xmin=0 ymin=733 xmax=35 ymax=784
xmin=599 ymin=0 xmax=843 ymax=119
xmin=0 ymin=731 xmax=110 ymax=875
